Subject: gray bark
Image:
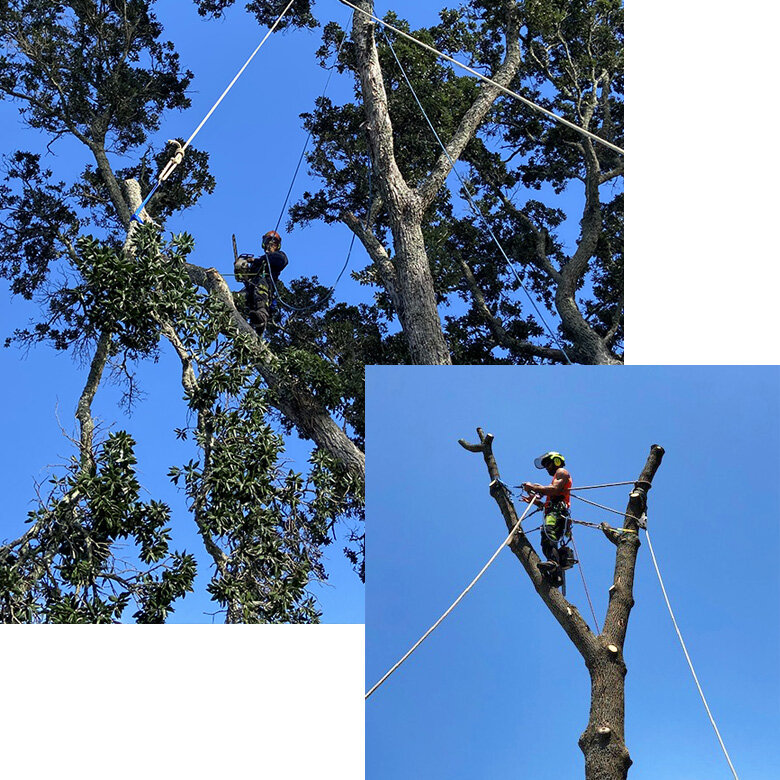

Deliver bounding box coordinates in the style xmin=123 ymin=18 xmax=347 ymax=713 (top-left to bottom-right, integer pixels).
xmin=351 ymin=0 xmax=523 ymax=365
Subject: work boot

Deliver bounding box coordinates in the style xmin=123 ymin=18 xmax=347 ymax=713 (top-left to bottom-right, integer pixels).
xmin=537 ymin=560 xmax=558 ymax=576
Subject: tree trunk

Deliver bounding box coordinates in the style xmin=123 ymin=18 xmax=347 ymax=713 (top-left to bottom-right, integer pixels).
xmin=352 ymin=1 xmax=452 ymax=365
xmin=460 ymin=431 xmax=664 ymax=778
xmin=579 ymin=647 xmax=632 ymax=779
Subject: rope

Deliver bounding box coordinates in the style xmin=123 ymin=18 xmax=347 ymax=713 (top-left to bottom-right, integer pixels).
xmin=571 ymin=493 xmax=644 ymax=525
xmin=569 ymin=481 xmax=637 ymax=491
xmin=338 ymin=0 xmax=624 ymax=156
xmin=274 ymin=15 xmax=353 ymax=233
xmin=131 ymin=0 xmax=297 ymax=222
xmin=572 ymin=518 xmax=635 ymax=534
xmin=262 ymin=231 xmax=356 ymax=314
xmin=382 ymin=29 xmax=573 ymax=364
xmin=644 ymin=528 xmax=740 ymax=780
xmin=568 ymin=530 xmax=599 ymax=633
xmin=365 ymin=498 xmax=537 ymax=700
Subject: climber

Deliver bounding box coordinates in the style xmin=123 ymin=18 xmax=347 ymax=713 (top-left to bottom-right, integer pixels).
xmin=234 ymin=230 xmax=289 ymax=334
xmin=521 ymin=451 xmax=576 ymax=585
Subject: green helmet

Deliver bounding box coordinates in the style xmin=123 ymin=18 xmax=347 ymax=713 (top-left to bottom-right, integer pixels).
xmin=534 ymin=451 xmax=565 ymax=469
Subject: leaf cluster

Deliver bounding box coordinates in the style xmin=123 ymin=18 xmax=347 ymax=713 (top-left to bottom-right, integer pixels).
xmin=0 ymin=431 xmax=196 ymax=623
xmin=0 ymin=0 xmax=192 ymax=151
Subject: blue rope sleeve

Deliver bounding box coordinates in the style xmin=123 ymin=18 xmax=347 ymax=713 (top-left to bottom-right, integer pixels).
xmin=130 ymin=180 xmax=161 ymax=224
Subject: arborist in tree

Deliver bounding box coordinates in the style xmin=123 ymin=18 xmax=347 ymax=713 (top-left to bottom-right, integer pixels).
xmin=521 ymin=451 xmax=576 ymax=585
xmin=234 ymin=230 xmax=289 ymax=334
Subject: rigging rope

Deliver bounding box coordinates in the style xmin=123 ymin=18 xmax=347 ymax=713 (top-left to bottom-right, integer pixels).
xmin=264 ymin=231 xmax=357 ymax=314
xmin=644 ymin=528 xmax=740 ymax=780
xmin=365 ymin=498 xmax=538 ymax=700
xmin=571 ymin=493 xmax=644 ymax=525
xmin=568 ymin=529 xmax=600 ymax=633
xmin=273 ymin=15 xmax=353 ymax=234
xmin=131 ymin=0 xmax=297 ymax=223
xmin=382 ymin=28 xmax=573 ymax=364
xmin=569 ymin=481 xmax=637 ymax=491
xmin=337 ymin=0 xmax=624 ymax=156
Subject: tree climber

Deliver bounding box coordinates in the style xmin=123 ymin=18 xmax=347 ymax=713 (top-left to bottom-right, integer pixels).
xmin=234 ymin=230 xmax=289 ymax=334
xmin=521 ymin=451 xmax=576 ymax=585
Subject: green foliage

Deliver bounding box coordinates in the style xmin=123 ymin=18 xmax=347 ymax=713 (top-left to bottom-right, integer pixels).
xmin=0 ymin=432 xmax=197 ymax=623
xmin=194 ymin=0 xmax=317 ymax=30
xmin=169 ymin=382 xmax=345 ymax=622
xmin=291 ymin=1 xmax=623 ymax=362
xmin=0 ymin=151 xmax=80 ymax=300
xmin=0 ymin=0 xmax=192 ymax=150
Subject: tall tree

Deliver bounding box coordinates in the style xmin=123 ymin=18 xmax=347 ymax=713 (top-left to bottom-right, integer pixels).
xmin=204 ymin=0 xmax=623 ymax=364
xmin=459 ymin=430 xmax=663 ymax=778
xmin=0 ymin=0 xmax=364 ymax=622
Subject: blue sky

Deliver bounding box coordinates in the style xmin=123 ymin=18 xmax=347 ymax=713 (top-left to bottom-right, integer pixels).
xmin=365 ymin=365 xmax=780 ymax=779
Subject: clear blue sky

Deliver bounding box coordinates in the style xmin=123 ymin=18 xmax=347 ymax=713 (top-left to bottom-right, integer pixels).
xmin=365 ymin=365 xmax=780 ymax=779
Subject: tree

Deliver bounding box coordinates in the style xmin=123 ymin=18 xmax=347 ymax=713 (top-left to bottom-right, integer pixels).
xmin=0 ymin=0 xmax=364 ymax=622
xmin=206 ymin=0 xmax=623 ymax=364
xmin=459 ymin=429 xmax=664 ymax=778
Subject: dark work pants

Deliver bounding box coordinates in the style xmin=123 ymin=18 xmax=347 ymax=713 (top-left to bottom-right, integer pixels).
xmin=246 ymin=279 xmax=271 ymax=332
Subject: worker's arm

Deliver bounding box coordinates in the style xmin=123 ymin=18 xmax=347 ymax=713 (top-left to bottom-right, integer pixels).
xmin=522 ymin=467 xmax=569 ymax=497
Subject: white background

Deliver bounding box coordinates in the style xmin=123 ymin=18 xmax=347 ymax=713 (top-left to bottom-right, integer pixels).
xmin=626 ymin=2 xmax=779 ymax=364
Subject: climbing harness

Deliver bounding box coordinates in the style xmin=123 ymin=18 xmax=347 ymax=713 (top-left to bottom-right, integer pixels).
xmin=131 ymin=0 xmax=298 ymax=223
xmin=338 ymin=0 xmax=624 ymax=156
xmin=365 ymin=496 xmax=538 ymax=700
xmin=381 ymin=28 xmax=573 ymax=364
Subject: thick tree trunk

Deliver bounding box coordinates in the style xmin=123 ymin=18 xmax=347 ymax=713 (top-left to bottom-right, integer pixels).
xmin=580 ymin=648 xmax=632 ymax=779
xmin=352 ymin=2 xmax=452 ymax=364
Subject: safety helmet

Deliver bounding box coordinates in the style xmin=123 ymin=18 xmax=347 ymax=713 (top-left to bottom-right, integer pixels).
xmin=534 ymin=451 xmax=565 ymax=470
xmin=262 ymin=230 xmax=282 ymax=250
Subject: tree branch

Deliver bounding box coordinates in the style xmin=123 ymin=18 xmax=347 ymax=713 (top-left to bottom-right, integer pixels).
xmin=457 ymin=257 xmax=566 ymax=362
xmin=417 ymin=5 xmax=522 ymax=208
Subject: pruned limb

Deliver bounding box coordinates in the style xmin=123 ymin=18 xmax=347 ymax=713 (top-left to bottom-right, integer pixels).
xmin=600 ymin=521 xmax=621 ymax=546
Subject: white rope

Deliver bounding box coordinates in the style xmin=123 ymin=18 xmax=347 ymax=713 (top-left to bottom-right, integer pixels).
xmin=571 ymin=493 xmax=644 ymax=525
xmin=182 ymin=0 xmax=297 ymax=153
xmin=131 ymin=0 xmax=297 ymax=221
xmin=365 ymin=497 xmax=537 ymax=700
xmin=644 ymin=528 xmax=740 ymax=780
xmin=338 ymin=0 xmax=624 ymax=156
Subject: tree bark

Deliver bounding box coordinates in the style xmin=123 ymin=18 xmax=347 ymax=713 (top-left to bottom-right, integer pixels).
xmin=352 ymin=2 xmax=451 ymax=364
xmin=459 ymin=430 xmax=664 ymax=778
xmin=351 ymin=0 xmax=523 ymax=365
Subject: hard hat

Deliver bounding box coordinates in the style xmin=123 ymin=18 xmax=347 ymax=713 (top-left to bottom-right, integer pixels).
xmin=262 ymin=230 xmax=282 ymax=250
xmin=534 ymin=451 xmax=565 ymax=469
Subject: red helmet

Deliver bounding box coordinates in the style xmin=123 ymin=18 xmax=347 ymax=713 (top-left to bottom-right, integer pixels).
xmin=262 ymin=230 xmax=282 ymax=250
